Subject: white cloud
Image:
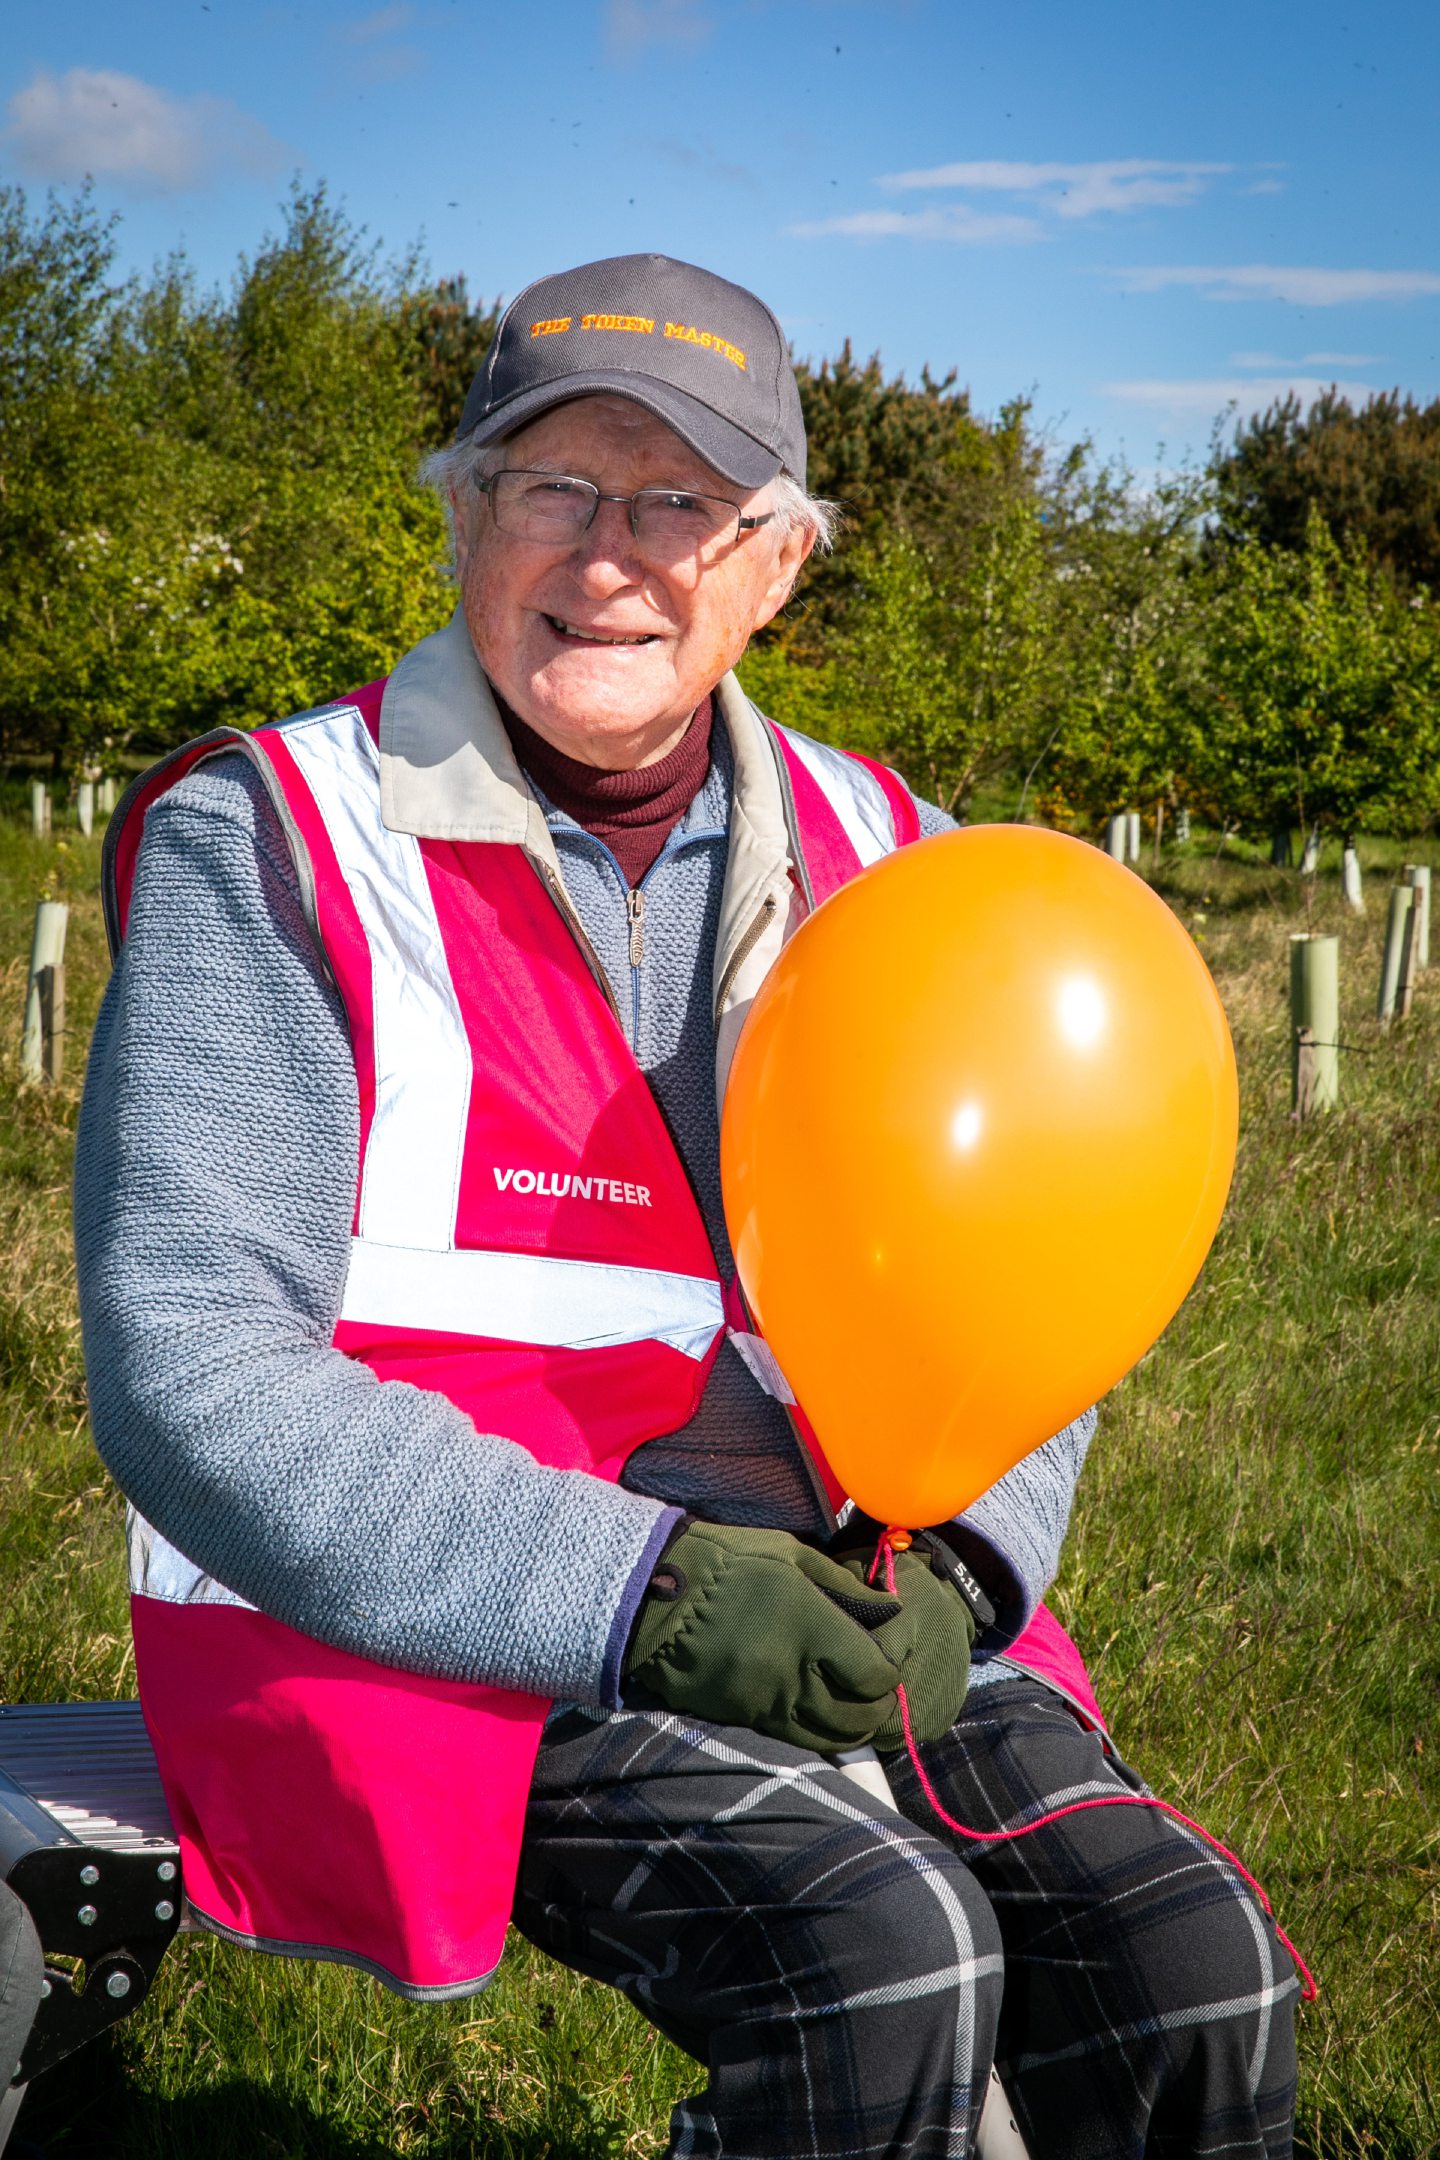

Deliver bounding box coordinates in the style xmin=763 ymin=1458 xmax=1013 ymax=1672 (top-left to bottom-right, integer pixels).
xmin=2 ymin=67 xmax=288 ymax=194
xmin=339 ymin=5 xmax=417 ymax=40
xmin=1112 ymin=264 xmax=1440 ymax=305
xmin=1104 ymin=375 xmax=1382 ymax=420
xmin=607 ymin=0 xmax=711 ymax=51
xmin=877 ymin=158 xmax=1233 ymax=218
xmin=333 ymin=5 xmax=425 ymax=79
xmin=1231 ymin=349 xmax=1384 ymax=369
xmin=787 ymin=204 xmax=1044 ymax=244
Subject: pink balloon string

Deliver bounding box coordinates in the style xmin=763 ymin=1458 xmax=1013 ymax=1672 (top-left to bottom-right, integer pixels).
xmin=876 ymin=1533 xmax=1318 ymax=2005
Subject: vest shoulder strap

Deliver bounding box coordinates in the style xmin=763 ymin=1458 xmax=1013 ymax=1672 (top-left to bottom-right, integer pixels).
xmin=103 ymin=681 xmax=389 ymax=968
xmin=766 ymin=720 xmax=921 ymax=908
xmin=844 ymin=749 xmax=923 ymax=847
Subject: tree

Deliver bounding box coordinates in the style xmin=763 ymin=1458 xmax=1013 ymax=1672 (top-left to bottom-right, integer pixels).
xmin=1188 ymin=511 xmax=1440 ymax=845
xmin=775 ymin=348 xmax=1031 ymax=657
xmin=1039 ymin=464 xmax=1215 ymax=834
xmin=0 ymin=184 xmax=128 ymax=770
xmin=402 ymin=274 xmax=502 ymax=444
xmin=837 ymin=484 xmax=1056 ymax=816
xmin=0 ymin=184 xmax=456 ymax=766
xmin=1215 ymin=388 xmax=1440 ymax=591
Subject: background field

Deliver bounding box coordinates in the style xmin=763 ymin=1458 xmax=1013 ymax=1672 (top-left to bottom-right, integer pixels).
xmin=2 ymin=814 xmax=1437 ymax=2159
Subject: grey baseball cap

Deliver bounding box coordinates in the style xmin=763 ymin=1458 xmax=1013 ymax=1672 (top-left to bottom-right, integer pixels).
xmin=455 ymin=253 xmax=807 ymax=489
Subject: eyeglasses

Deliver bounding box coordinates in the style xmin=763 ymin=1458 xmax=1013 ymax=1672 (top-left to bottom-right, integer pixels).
xmin=476 ymin=468 xmax=774 ymax=565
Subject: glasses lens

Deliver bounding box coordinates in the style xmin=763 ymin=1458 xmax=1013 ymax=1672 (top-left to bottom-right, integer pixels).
xmin=632 ymin=490 xmax=738 ymax=561
xmin=491 ymin=472 xmax=597 ymax=541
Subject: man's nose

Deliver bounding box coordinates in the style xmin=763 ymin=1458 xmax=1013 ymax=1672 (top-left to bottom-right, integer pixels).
xmin=568 ymin=497 xmax=646 ymax=585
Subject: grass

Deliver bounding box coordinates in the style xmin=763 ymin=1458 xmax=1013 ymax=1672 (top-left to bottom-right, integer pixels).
xmin=1 ymin=816 xmax=1437 ymax=2157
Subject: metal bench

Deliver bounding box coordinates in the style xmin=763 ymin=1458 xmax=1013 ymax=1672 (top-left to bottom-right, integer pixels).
xmin=0 ymin=1703 xmax=180 ymax=2153
xmin=1 ymin=1708 xmax=1033 ymax=2159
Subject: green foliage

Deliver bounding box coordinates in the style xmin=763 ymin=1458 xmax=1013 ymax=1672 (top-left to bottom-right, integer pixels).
xmin=1189 ymin=511 xmax=1440 ymax=842
xmin=0 ymin=184 xmax=455 ymax=767
xmin=810 ymin=392 xmax=1057 ymax=814
xmin=798 ymin=344 xmax=981 ymax=514
xmin=733 ymin=642 xmax=845 ymax=744
xmin=783 ymin=347 xmax=1028 ymax=653
xmin=835 ymin=503 xmax=1053 ymax=816
xmin=401 ymin=273 xmax=503 ymax=444
xmin=1216 ymin=387 xmax=1440 ymax=591
xmin=4 ymin=183 xmax=1439 ymax=859
xmin=1039 ymin=463 xmax=1215 ymax=831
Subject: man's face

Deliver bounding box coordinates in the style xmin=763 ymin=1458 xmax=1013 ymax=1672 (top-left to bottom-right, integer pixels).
xmin=453 ymin=395 xmax=814 ymax=770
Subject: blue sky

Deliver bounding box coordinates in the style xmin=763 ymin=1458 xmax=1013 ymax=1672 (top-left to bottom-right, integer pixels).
xmin=3 ymin=0 xmax=1437 ymax=469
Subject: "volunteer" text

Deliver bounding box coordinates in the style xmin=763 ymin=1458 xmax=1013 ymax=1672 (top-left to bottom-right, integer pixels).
xmin=493 ymin=1168 xmax=653 ymax=1206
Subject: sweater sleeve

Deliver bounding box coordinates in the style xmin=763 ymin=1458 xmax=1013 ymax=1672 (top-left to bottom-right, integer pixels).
xmin=907 ymin=788 xmax=1096 ymax=1653
xmin=74 ymin=755 xmax=679 ymax=1706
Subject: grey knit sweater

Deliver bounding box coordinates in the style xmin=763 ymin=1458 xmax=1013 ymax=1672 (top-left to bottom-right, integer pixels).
xmin=74 ymin=715 xmax=1093 ymax=1711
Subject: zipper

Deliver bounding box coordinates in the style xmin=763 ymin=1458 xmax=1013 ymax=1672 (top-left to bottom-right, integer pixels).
xmin=626 ymin=886 xmax=646 ymax=968
xmin=715 ymin=893 xmax=778 ymax=1016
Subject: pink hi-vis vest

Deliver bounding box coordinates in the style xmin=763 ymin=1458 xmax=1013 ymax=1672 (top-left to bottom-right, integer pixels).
xmin=107 ymin=681 xmax=1104 ymax=1999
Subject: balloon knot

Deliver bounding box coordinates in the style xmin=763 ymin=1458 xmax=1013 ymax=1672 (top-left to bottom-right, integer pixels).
xmin=867 ymin=1524 xmax=913 ymax=1588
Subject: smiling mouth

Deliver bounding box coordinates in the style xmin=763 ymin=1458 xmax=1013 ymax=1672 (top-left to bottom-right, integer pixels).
xmin=545 ymin=616 xmax=659 ymax=646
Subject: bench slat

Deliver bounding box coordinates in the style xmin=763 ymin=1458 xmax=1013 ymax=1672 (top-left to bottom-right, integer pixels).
xmin=0 ymin=1703 xmax=176 ymax=1853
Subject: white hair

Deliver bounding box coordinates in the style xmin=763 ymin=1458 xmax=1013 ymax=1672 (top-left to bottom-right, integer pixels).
xmin=419 ymin=429 xmax=838 ymax=560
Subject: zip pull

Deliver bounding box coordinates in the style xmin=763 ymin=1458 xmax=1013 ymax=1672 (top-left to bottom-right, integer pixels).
xmin=627 ymin=885 xmax=646 ymax=968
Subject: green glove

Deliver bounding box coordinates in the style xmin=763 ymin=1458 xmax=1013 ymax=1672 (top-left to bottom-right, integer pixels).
xmin=623 ymin=1518 xmax=920 ymax=1751
xmin=832 ymin=1540 xmax=975 ymax=1752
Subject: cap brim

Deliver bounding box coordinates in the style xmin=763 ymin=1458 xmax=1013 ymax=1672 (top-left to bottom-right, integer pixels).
xmin=461 ymin=371 xmax=784 ymax=489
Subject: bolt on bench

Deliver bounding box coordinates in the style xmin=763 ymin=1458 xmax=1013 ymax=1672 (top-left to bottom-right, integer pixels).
xmin=0 ymin=1703 xmax=180 ymax=2154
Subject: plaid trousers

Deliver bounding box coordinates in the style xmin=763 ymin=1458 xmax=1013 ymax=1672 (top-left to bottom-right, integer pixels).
xmin=514 ymin=1676 xmax=1299 ymax=2159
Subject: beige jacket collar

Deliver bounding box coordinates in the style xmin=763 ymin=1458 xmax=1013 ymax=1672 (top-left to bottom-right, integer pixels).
xmin=378 ymin=610 xmax=803 ymax=1076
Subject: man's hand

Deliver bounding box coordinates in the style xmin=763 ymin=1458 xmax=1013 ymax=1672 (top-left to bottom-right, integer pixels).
xmin=830 ymin=1534 xmax=975 ymax=1753
xmin=623 ymin=1518 xmax=920 ymax=1751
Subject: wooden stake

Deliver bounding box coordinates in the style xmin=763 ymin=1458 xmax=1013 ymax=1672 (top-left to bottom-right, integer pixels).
xmin=1402 ymin=864 xmax=1431 ymax=969
xmin=38 ymin=961 xmax=65 ymax=1082
xmin=21 ymin=901 xmax=69 ymax=1084
xmin=1397 ymin=891 xmax=1420 ymax=1019
xmin=1290 ymin=934 xmax=1338 ymax=1115
xmin=1152 ymin=797 xmax=1165 ymax=869
xmin=1377 ymin=885 xmax=1413 ymax=1026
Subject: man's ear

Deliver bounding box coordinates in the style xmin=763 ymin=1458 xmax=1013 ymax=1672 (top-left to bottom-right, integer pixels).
xmin=752 ymin=521 xmax=818 ymax=632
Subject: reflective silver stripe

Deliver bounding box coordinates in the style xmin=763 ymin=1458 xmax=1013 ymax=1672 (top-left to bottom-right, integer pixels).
xmin=279 ymin=707 xmax=472 ymax=1253
xmin=727 ymin=1327 xmax=797 ymax=1404
xmin=340 ymin=1238 xmax=724 ymax=1361
xmin=777 ymin=725 xmax=896 ymax=868
xmin=127 ymin=1506 xmax=255 ymax=1609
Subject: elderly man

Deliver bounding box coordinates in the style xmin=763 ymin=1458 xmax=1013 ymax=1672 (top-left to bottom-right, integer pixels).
xmin=77 ymin=254 xmax=1297 ymax=2158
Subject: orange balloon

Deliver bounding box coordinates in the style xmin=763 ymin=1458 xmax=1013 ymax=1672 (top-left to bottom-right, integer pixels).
xmin=720 ymin=827 xmax=1238 ymax=1527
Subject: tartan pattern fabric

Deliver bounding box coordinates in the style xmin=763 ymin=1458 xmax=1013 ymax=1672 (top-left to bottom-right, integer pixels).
xmin=515 ymin=1678 xmax=1298 ymax=2159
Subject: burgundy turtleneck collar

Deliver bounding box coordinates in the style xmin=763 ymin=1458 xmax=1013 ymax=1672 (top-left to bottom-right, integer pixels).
xmin=502 ymin=696 xmax=714 ymax=888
